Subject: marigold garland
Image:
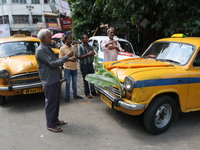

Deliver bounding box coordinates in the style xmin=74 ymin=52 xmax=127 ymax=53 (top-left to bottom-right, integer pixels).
xmin=105 ymin=58 xmax=170 ymax=70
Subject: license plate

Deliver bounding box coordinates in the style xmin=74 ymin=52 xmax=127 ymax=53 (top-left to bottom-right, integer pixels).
xmin=101 ymin=95 xmax=113 ymax=108
xmin=23 ymin=88 xmax=44 ymax=94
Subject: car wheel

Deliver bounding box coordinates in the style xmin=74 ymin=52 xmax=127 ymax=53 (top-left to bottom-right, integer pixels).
xmin=0 ymin=96 xmax=6 ymax=105
xmin=143 ymin=95 xmax=177 ymax=134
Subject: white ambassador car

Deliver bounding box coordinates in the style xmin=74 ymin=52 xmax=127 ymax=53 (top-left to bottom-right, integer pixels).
xmin=89 ymin=36 xmax=139 ymax=62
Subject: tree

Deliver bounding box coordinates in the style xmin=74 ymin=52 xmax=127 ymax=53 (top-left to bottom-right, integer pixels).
xmin=68 ymin=0 xmax=114 ymax=39
xmin=131 ymin=0 xmax=200 ymax=51
xmin=68 ymin=0 xmax=200 ymax=52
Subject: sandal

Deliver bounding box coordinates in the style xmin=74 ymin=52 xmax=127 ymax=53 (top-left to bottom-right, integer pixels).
xmin=47 ymin=126 xmax=62 ymax=133
xmin=54 ymin=120 xmax=68 ymax=125
xmin=86 ymin=95 xmax=93 ymax=99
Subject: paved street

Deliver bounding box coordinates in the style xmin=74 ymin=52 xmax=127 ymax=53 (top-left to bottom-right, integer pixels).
xmin=1 ymin=71 xmax=200 ymax=150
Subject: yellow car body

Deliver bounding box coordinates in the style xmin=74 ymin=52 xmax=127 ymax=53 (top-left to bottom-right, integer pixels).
xmin=96 ymin=35 xmax=200 ymax=134
xmin=0 ymin=34 xmax=60 ymax=104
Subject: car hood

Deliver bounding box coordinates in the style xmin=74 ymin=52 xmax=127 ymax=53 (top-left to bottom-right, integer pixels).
xmin=104 ymin=58 xmax=185 ymax=81
xmin=0 ymin=55 xmax=38 ymax=75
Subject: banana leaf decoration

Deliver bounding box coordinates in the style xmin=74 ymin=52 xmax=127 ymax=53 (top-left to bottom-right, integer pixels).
xmin=85 ymin=54 xmax=122 ymax=97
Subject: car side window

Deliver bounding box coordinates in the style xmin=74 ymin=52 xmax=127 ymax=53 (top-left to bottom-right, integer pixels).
xmin=92 ymin=40 xmax=99 ymax=52
xmin=193 ymin=50 xmax=200 ymax=67
xmin=118 ymin=41 xmax=133 ymax=53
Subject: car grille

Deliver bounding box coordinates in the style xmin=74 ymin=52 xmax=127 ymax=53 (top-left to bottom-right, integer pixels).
xmin=96 ymin=86 xmax=121 ymax=97
xmin=10 ymin=72 xmax=41 ymax=86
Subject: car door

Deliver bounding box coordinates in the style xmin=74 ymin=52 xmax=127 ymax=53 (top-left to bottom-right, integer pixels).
xmin=187 ymin=49 xmax=200 ymax=110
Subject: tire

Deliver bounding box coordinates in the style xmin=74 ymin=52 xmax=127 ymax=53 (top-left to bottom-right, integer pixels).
xmin=143 ymin=95 xmax=177 ymax=134
xmin=0 ymin=96 xmax=6 ymax=105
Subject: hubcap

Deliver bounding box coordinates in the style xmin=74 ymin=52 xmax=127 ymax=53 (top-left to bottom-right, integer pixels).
xmin=155 ymin=104 xmax=172 ymax=128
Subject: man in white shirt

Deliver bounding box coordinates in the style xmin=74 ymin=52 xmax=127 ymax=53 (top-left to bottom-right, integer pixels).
xmin=101 ymin=27 xmax=122 ymax=62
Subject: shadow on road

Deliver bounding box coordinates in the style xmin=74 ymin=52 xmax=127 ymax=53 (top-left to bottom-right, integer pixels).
xmin=1 ymin=93 xmax=45 ymax=113
xmin=101 ymin=104 xmax=200 ymax=146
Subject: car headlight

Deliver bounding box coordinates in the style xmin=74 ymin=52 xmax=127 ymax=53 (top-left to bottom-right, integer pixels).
xmin=0 ymin=70 xmax=10 ymax=79
xmin=124 ymin=76 xmax=134 ymax=91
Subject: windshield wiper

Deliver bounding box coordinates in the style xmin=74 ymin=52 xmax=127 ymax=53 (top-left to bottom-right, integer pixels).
xmin=156 ymin=59 xmax=180 ymax=64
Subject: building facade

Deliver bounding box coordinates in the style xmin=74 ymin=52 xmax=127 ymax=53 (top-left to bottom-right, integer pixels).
xmin=0 ymin=0 xmax=71 ymax=36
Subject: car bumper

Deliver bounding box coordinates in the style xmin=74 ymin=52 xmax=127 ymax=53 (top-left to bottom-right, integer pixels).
xmin=0 ymin=78 xmax=66 ymax=91
xmin=95 ymin=86 xmax=146 ymax=111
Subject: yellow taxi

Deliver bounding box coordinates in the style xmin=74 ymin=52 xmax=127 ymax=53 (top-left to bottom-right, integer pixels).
xmin=0 ymin=34 xmax=61 ymax=105
xmin=95 ymin=34 xmax=200 ymax=134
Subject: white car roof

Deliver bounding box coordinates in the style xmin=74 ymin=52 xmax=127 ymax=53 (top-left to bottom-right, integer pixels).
xmin=89 ymin=36 xmax=129 ymax=42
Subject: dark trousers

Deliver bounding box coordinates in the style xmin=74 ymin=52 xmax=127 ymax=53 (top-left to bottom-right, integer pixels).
xmin=80 ymin=63 xmax=95 ymax=96
xmin=44 ymin=82 xmax=61 ymax=128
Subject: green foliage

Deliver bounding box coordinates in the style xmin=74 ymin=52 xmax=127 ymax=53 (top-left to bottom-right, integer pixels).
xmin=85 ymin=74 xmax=120 ymax=87
xmin=131 ymin=0 xmax=200 ymax=37
xmin=68 ymin=0 xmax=200 ymax=42
xmin=85 ymin=54 xmax=122 ymax=97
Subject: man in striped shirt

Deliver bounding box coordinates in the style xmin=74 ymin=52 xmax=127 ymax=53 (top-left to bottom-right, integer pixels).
xmin=77 ymin=34 xmax=97 ymax=99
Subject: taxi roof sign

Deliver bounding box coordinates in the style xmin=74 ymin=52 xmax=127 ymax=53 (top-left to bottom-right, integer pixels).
xmin=171 ymin=34 xmax=186 ymax=38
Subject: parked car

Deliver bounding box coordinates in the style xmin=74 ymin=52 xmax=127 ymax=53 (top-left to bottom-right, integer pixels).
xmin=95 ymin=34 xmax=200 ymax=134
xmin=0 ymin=34 xmax=62 ymax=105
xmin=89 ymin=36 xmax=139 ymax=62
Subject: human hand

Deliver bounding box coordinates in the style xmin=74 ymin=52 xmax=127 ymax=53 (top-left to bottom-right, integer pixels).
xmin=88 ymin=50 xmax=95 ymax=55
xmin=108 ymin=45 xmax=116 ymax=50
xmin=68 ymin=56 xmax=77 ymax=62
xmin=115 ymin=47 xmax=120 ymax=51
xmin=105 ymin=41 xmax=113 ymax=47
xmin=66 ymin=51 xmax=73 ymax=57
xmin=112 ymin=40 xmax=117 ymax=45
xmin=108 ymin=45 xmax=119 ymax=51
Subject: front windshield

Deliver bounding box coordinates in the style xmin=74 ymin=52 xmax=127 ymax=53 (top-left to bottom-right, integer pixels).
xmin=142 ymin=42 xmax=194 ymax=65
xmin=0 ymin=41 xmax=40 ymax=57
